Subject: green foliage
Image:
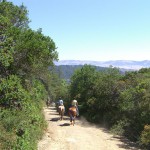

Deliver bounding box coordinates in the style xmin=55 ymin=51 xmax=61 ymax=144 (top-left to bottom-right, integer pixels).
xmin=13 ymin=28 xmax=58 ymax=76
xmin=140 ymin=125 xmax=150 ymax=149
xmin=53 ymin=65 xmax=107 ymax=81
xmin=0 ymin=1 xmax=29 ymax=75
xmin=0 ymin=79 xmax=47 ymax=149
xmin=0 ymin=75 xmax=29 ymax=108
xmin=69 ymin=65 xmax=122 ymax=124
xmin=0 ymin=1 xmax=58 ymax=149
xmin=0 ymin=15 xmax=14 ymax=68
xmin=69 ymin=65 xmax=150 ymax=145
xmin=0 ymin=1 xmax=29 ymax=28
xmin=111 ymin=119 xmax=130 ymax=135
xmin=46 ymin=67 xmax=69 ymax=101
xmin=0 ymin=101 xmax=46 ymax=149
xmin=117 ymin=69 xmax=150 ymax=141
xmin=70 ymin=65 xmax=98 ymax=102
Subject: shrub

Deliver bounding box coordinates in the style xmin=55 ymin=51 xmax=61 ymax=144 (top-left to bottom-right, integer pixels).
xmin=140 ymin=124 xmax=150 ymax=149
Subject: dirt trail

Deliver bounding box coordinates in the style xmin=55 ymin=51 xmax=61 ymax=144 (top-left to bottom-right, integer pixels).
xmin=38 ymin=106 xmax=140 ymax=150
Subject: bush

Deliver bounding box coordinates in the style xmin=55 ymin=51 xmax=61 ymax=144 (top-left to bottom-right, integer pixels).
xmin=0 ymin=77 xmax=47 ymax=149
xmin=111 ymin=119 xmax=129 ymax=136
xmin=140 ymin=124 xmax=150 ymax=149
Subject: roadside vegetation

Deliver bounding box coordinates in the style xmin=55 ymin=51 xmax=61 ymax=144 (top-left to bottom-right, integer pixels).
xmin=0 ymin=1 xmax=68 ymax=149
xmin=69 ymin=65 xmax=150 ymax=149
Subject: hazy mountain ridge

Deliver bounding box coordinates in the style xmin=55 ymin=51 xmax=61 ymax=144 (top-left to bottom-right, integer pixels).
xmin=54 ymin=60 xmax=150 ymax=70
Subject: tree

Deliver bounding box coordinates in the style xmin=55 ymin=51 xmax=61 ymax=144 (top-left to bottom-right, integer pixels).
xmin=0 ymin=1 xmax=29 ymax=76
xmin=70 ymin=65 xmax=98 ymax=104
xmin=0 ymin=1 xmax=59 ymax=149
xmin=12 ymin=28 xmax=58 ymax=77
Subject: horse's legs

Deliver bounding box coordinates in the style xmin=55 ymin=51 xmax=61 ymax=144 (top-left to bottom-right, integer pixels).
xmin=60 ymin=109 xmax=64 ymax=120
xmin=73 ymin=120 xmax=74 ymax=126
xmin=73 ymin=117 xmax=75 ymax=126
xmin=71 ymin=121 xmax=73 ymax=125
xmin=62 ymin=115 xmax=63 ymax=120
xmin=60 ymin=112 xmax=62 ymax=120
xmin=62 ymin=110 xmax=64 ymax=120
xmin=70 ymin=118 xmax=75 ymax=126
xmin=70 ymin=117 xmax=72 ymax=125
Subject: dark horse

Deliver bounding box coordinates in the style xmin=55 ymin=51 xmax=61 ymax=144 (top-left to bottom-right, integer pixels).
xmin=46 ymin=100 xmax=50 ymax=108
xmin=68 ymin=106 xmax=77 ymax=126
xmin=58 ymin=105 xmax=65 ymax=120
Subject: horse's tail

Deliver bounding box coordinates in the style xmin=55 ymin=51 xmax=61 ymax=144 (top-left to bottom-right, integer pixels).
xmin=59 ymin=106 xmax=65 ymax=115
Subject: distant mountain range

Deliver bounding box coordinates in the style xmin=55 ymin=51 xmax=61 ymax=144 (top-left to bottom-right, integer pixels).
xmin=54 ymin=60 xmax=150 ymax=70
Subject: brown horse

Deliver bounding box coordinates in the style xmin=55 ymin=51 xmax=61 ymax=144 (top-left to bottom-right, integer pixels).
xmin=68 ymin=106 xmax=77 ymax=126
xmin=58 ymin=105 xmax=65 ymax=120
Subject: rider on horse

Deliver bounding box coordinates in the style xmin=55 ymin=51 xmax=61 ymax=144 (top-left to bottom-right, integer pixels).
xmin=57 ymin=97 xmax=65 ymax=120
xmin=58 ymin=97 xmax=63 ymax=106
xmin=68 ymin=99 xmax=79 ymax=125
xmin=71 ymin=99 xmax=79 ymax=116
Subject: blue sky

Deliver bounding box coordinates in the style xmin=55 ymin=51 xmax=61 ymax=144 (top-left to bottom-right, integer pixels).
xmin=10 ymin=0 xmax=150 ymax=61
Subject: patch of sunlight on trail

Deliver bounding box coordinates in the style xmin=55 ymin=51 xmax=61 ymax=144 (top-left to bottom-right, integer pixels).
xmin=66 ymin=137 xmax=77 ymax=143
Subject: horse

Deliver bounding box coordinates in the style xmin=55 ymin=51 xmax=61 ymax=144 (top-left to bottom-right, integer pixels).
xmin=58 ymin=105 xmax=65 ymax=120
xmin=68 ymin=106 xmax=77 ymax=126
xmin=46 ymin=100 xmax=50 ymax=108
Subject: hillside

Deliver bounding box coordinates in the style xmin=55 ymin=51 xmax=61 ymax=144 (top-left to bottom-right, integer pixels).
xmin=53 ymin=65 xmax=106 ymax=80
xmin=52 ymin=65 xmax=134 ymax=82
xmin=54 ymin=60 xmax=150 ymax=70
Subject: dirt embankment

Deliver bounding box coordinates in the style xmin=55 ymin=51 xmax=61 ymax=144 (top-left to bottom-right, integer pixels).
xmin=38 ymin=106 xmax=140 ymax=150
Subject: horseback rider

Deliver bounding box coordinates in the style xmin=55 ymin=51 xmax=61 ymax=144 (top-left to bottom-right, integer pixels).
xmin=57 ymin=97 xmax=65 ymax=115
xmin=71 ymin=99 xmax=79 ymax=116
xmin=58 ymin=97 xmax=63 ymax=106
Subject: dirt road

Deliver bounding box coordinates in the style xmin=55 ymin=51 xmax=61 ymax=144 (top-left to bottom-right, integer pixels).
xmin=38 ymin=106 xmax=140 ymax=150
